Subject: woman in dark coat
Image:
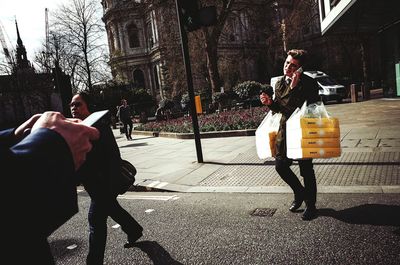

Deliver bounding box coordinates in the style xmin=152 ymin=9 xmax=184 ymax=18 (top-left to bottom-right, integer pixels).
xmin=70 ymin=92 xmax=143 ymax=264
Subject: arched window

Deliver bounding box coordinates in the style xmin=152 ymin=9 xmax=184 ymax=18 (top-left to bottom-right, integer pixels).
xmin=108 ymin=28 xmax=115 ymax=52
xmin=127 ymin=23 xmax=140 ymax=48
xmin=153 ymin=65 xmax=160 ymax=92
xmin=133 ymin=69 xmax=145 ymax=88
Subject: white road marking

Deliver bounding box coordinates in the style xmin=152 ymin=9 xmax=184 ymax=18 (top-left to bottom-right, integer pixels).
xmin=118 ymin=194 xmax=180 ymax=201
xmin=154 ymin=182 xmax=169 ymax=189
xmin=66 ymin=244 xmax=77 ymax=250
xmin=147 ymin=181 xmax=161 ymax=187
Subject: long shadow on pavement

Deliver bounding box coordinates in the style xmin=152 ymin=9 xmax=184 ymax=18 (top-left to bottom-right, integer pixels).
xmin=120 ymin=142 xmax=149 ymax=148
xmin=132 ymin=241 xmax=183 ymax=265
xmin=204 ymin=161 xmax=274 ymax=166
xmin=204 ymin=161 xmax=400 ymax=166
xmin=313 ymin=161 xmax=400 ymax=165
xmin=318 ymin=204 xmax=400 ymax=229
xmin=132 ymin=136 xmax=158 ymax=141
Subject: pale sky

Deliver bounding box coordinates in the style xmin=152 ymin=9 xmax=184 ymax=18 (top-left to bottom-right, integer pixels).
xmin=0 ymin=0 xmax=63 ymax=62
xmin=0 ymin=0 xmax=106 ymax=64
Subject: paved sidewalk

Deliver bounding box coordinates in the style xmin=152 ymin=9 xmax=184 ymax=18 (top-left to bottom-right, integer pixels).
xmin=115 ymin=98 xmax=400 ymax=193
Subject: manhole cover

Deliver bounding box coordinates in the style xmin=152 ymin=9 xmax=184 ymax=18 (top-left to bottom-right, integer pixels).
xmin=251 ymin=208 xmax=277 ymax=217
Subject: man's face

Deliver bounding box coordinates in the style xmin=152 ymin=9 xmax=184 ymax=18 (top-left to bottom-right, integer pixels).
xmin=70 ymin=95 xmax=90 ymax=120
xmin=283 ymin=55 xmax=301 ymax=77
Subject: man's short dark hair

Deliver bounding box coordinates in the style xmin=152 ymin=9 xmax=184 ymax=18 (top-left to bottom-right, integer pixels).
xmin=287 ymin=49 xmax=308 ymax=66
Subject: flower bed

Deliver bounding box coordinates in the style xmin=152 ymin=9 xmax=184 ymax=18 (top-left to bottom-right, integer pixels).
xmin=134 ymin=106 xmax=269 ymax=133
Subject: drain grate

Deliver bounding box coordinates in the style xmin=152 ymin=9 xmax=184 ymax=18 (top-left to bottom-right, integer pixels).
xmin=251 ymin=208 xmax=277 ymax=217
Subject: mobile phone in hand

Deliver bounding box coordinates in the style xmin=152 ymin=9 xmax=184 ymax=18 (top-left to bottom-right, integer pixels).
xmin=296 ymin=67 xmax=303 ymax=74
xmin=81 ymin=110 xmax=109 ymax=126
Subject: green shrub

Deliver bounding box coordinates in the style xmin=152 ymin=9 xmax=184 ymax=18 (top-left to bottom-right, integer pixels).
xmin=233 ymin=81 xmax=263 ymax=100
xmin=135 ymin=106 xmax=268 ymax=133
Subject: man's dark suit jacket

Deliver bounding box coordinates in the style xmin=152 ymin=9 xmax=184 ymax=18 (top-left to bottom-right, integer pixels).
xmin=268 ymin=74 xmax=320 ymax=158
xmin=0 ymin=128 xmax=78 ymax=263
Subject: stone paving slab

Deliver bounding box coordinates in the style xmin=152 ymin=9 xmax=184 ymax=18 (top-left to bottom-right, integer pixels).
xmin=380 ymin=139 xmax=400 ymax=147
xmin=358 ymin=139 xmax=380 ymax=147
xmin=341 ymin=139 xmax=360 ymax=148
xmin=344 ymin=128 xmax=378 ymax=139
xmin=199 ymin=150 xmax=400 ymax=187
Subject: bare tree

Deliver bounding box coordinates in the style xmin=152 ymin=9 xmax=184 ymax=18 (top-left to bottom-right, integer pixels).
xmin=199 ymin=0 xmax=235 ymax=94
xmin=0 ymin=60 xmax=14 ymax=75
xmin=260 ymin=0 xmax=322 ymax=76
xmin=0 ymin=48 xmax=16 ymax=75
xmin=148 ymin=0 xmax=236 ymax=97
xmin=186 ymin=0 xmax=282 ymax=96
xmin=49 ymin=0 xmax=109 ymax=92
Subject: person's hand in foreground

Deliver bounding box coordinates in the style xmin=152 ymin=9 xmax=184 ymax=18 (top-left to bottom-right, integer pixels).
xmin=14 ymin=113 xmax=42 ymax=139
xmin=31 ymin=111 xmax=100 ymax=170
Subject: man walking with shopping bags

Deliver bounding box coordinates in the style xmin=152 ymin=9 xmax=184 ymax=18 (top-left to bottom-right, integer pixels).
xmin=259 ymin=49 xmax=320 ymax=220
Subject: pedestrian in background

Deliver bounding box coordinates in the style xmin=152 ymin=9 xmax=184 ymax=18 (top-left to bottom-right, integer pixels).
xmin=259 ymin=49 xmax=320 ymax=220
xmin=117 ymin=99 xmax=133 ymax=140
xmin=70 ymin=93 xmax=143 ymax=265
xmin=2 ymin=112 xmax=99 ymax=264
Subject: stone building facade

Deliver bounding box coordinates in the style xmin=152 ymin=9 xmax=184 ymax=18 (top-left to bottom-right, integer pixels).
xmin=100 ymin=0 xmax=272 ymax=102
xmin=101 ymin=0 xmax=163 ymax=101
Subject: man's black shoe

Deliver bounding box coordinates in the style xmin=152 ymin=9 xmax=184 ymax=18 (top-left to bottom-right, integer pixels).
xmin=289 ymin=199 xmax=303 ymax=212
xmin=301 ymin=206 xmax=317 ymax=221
xmin=124 ymin=232 xmax=143 ymax=248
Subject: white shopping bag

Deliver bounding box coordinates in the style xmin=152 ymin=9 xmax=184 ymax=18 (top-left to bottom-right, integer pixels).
xmin=286 ymin=101 xmax=341 ymax=159
xmin=255 ymin=111 xmax=282 ymax=159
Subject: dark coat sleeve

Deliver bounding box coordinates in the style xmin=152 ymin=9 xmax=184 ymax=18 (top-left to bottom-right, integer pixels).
xmin=1 ymin=128 xmax=78 ymax=237
xmin=77 ymin=121 xmax=121 ymax=197
xmin=0 ymin=128 xmax=19 ymax=148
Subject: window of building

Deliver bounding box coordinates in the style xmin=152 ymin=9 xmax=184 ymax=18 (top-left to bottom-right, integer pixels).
xmin=153 ymin=65 xmax=160 ymax=92
xmin=146 ymin=22 xmax=153 ymax=48
xmin=127 ymin=23 xmax=140 ymax=48
xmin=320 ymin=0 xmax=326 ymax=19
xmin=150 ymin=10 xmax=159 ymax=44
xmin=330 ymin=0 xmax=340 ymax=8
xmin=133 ymin=69 xmax=145 ymax=88
xmin=108 ymin=28 xmax=115 ymax=52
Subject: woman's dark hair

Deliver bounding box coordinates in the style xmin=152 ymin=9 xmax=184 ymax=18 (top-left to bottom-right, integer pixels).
xmin=76 ymin=92 xmax=93 ymax=111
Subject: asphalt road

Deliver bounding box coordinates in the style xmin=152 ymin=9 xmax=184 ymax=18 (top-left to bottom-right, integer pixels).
xmin=49 ymin=192 xmax=400 ymax=265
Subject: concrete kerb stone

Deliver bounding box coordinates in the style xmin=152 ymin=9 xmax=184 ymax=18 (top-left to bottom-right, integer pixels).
xmin=133 ymin=129 xmax=256 ymax=139
xmin=130 ymin=184 xmax=400 ymax=194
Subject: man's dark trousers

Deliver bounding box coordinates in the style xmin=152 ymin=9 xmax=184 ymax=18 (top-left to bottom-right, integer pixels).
xmin=275 ymin=157 xmax=317 ymax=205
